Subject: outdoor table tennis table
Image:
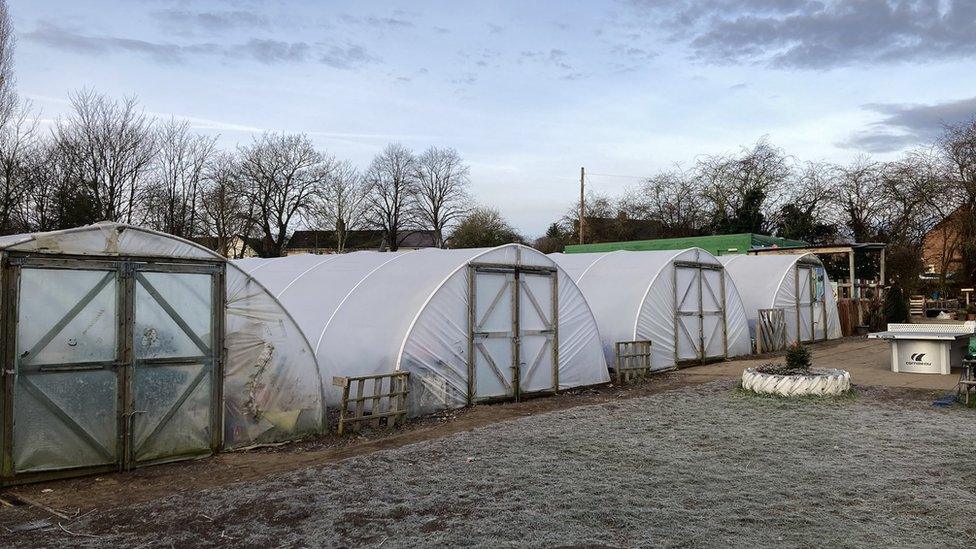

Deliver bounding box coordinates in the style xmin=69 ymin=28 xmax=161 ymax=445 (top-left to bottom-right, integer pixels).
xmin=867 ymin=322 xmax=975 ymax=375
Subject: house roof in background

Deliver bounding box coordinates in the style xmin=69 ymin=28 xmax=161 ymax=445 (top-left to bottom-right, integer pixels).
xmin=286 ymin=230 xmax=438 ymax=250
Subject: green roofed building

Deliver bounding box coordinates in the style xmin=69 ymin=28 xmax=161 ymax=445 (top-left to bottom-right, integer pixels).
xmin=564 ymin=233 xmax=808 ymax=256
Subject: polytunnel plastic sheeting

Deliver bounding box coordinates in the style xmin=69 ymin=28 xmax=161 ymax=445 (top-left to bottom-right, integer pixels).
xmin=0 ymin=221 xmax=217 ymax=260
xmin=235 ymin=252 xmax=414 ymax=353
xmin=0 ymin=223 xmax=325 ymax=454
xmin=719 ymin=254 xmax=842 ymax=342
xmin=223 ymin=264 xmax=325 ymax=448
xmin=550 ymin=248 xmax=752 ymax=371
xmin=234 ymin=245 xmax=610 ymax=416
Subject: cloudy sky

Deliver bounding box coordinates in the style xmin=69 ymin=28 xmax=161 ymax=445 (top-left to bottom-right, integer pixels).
xmin=10 ymin=0 xmax=976 ymax=235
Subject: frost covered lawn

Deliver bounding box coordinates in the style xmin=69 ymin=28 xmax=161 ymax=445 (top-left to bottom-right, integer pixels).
xmin=10 ymin=381 xmax=976 ymax=548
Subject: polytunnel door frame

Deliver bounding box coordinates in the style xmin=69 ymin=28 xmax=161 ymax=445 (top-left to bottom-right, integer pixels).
xmin=795 ymin=263 xmax=828 ymax=343
xmin=127 ymin=260 xmax=225 ymax=469
xmin=467 ymin=263 xmax=558 ymax=405
xmin=0 ymin=253 xmax=225 ymax=485
xmin=672 ymin=261 xmax=728 ymax=365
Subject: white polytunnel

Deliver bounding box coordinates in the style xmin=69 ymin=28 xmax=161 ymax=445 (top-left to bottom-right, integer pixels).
xmin=719 ymin=253 xmax=842 ymax=343
xmin=234 ymin=244 xmax=609 ymax=415
xmin=0 ymin=223 xmax=324 ymax=484
xmin=549 ymin=248 xmax=752 ymax=371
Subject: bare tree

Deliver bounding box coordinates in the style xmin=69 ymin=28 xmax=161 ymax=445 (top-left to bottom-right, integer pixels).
xmin=770 ymin=161 xmax=839 ymax=244
xmin=0 ymin=0 xmax=17 ymax=130
xmin=942 ymin=118 xmax=976 ymax=200
xmin=414 ymin=147 xmax=470 ymax=247
xmin=364 ymin=143 xmax=418 ymax=252
xmin=696 ymin=137 xmax=792 ymax=234
xmin=882 ymin=149 xmax=955 ymax=242
xmin=199 ymin=152 xmax=252 ymax=258
xmin=939 ymin=118 xmax=976 ymax=284
xmin=145 ymin=118 xmax=216 ymax=238
xmin=314 ymin=159 xmax=367 ymax=253
xmin=239 ymin=132 xmax=331 ymax=257
xmin=19 ymin=140 xmax=98 ymax=232
xmin=0 ymin=100 xmax=37 ymax=233
xmin=832 ymin=156 xmax=888 ymax=242
xmin=620 ymin=167 xmax=707 ymax=237
xmin=53 ymin=90 xmax=157 ymax=224
xmin=561 ymin=189 xmax=617 ymax=241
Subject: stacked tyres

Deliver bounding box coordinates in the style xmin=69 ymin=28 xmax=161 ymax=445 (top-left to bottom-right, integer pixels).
xmin=741 ymin=367 xmax=851 ymax=396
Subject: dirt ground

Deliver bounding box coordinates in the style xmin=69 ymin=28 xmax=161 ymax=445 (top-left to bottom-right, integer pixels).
xmin=1 ymin=337 xmax=972 ymax=547
xmin=3 ymin=380 xmax=974 ymax=548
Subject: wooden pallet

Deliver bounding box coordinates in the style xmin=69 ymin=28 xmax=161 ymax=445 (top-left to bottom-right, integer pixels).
xmin=333 ymin=372 xmax=410 ymax=436
xmin=614 ymin=340 xmax=653 ymax=383
xmin=756 ymin=308 xmax=787 ymax=353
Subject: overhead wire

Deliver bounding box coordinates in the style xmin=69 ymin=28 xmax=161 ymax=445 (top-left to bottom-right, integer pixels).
xmin=583 ymin=172 xmax=647 ymax=180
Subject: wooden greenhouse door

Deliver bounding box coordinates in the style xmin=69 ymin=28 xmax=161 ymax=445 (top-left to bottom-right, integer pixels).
xmin=1 ymin=255 xmax=225 ymax=485
xmin=468 ymin=264 xmax=559 ymax=403
xmin=674 ymin=262 xmax=728 ymax=364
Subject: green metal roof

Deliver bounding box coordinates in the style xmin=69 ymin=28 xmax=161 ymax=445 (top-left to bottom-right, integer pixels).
xmin=564 ymin=233 xmax=808 ymax=256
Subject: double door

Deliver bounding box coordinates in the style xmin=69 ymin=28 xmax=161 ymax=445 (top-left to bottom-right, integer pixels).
xmin=0 ymin=255 xmax=224 ymax=483
xmin=469 ymin=265 xmax=558 ymax=402
xmin=674 ymin=262 xmax=728 ymax=363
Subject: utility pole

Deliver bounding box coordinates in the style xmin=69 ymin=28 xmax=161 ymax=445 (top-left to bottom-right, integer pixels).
xmin=579 ymin=166 xmax=585 ymax=245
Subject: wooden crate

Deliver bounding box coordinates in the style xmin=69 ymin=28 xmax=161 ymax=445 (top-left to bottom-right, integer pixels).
xmin=756 ymin=308 xmax=787 ymax=353
xmin=614 ymin=340 xmax=653 ymax=383
xmin=333 ymin=372 xmax=410 ymax=436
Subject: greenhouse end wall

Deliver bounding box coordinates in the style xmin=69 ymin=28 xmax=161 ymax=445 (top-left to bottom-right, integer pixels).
xmin=0 ymin=223 xmax=325 ymax=485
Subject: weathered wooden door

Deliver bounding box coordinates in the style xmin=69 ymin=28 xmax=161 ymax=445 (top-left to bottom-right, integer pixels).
xmin=674 ymin=262 xmax=728 ymax=363
xmin=796 ymin=264 xmax=827 ymax=343
xmin=674 ymin=264 xmax=703 ymax=362
xmin=700 ymin=266 xmax=728 ymax=360
xmin=4 ymin=260 xmax=122 ymax=477
xmin=470 ymin=267 xmax=517 ymax=401
xmin=1 ymin=255 xmax=224 ymax=484
xmin=517 ymin=271 xmax=557 ymax=394
xmin=128 ymin=265 xmax=222 ymax=466
xmin=468 ymin=265 xmax=558 ymax=402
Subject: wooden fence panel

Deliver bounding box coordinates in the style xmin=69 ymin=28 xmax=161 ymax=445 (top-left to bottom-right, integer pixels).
xmin=837 ymin=299 xmax=854 ymax=337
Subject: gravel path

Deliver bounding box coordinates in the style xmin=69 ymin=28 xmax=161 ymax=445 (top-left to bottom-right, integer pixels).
xmin=8 ymin=382 xmax=976 ymax=548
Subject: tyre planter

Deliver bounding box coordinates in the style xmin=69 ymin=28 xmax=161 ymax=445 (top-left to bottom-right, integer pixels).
xmin=741 ymin=367 xmax=851 ymax=396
